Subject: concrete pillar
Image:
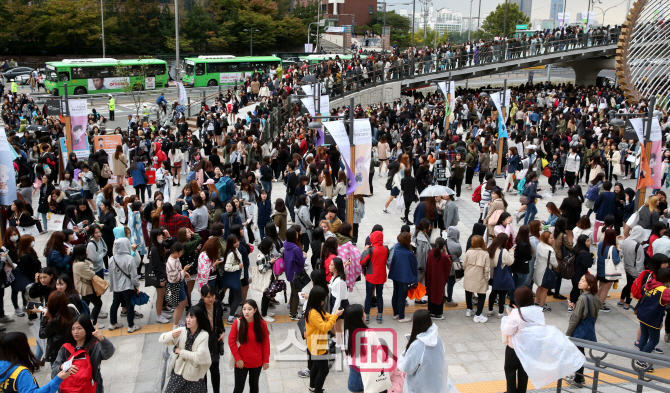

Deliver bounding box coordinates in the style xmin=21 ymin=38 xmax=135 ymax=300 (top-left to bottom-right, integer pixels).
xmin=555 ymin=58 xmax=616 ymax=86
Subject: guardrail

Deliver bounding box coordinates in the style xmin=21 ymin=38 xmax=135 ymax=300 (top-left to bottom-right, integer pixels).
xmin=557 ymin=338 xmax=670 ymax=393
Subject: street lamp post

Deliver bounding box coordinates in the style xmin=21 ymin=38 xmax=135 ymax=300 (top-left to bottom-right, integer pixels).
xmin=100 ymin=0 xmax=105 ymax=58
xmin=244 ymin=29 xmax=260 ymax=56
xmin=475 ymin=0 xmax=482 ymax=40
xmin=175 ymin=0 xmax=180 ymax=82
xmin=468 ymin=0 xmax=473 ymax=42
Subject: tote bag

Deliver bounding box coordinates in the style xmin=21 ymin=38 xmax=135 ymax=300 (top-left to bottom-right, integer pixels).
xmin=626 ymin=207 xmax=643 ymax=228
xmin=604 ymin=246 xmax=623 ymax=281
xmin=572 ymin=296 xmax=597 ymax=342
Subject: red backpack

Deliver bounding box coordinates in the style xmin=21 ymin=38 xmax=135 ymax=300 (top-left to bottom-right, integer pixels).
xmin=59 ymin=343 xmax=96 ymax=393
xmin=471 ymin=184 xmax=482 ymax=203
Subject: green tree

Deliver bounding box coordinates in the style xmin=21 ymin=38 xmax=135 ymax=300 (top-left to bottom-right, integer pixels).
xmin=368 ymin=10 xmax=411 ymax=47
xmin=481 ymin=3 xmax=530 ymax=37
xmin=184 ymin=3 xmax=218 ymax=52
xmin=36 ymin=0 xmax=102 ymax=54
xmin=0 ymin=0 xmax=39 ymax=55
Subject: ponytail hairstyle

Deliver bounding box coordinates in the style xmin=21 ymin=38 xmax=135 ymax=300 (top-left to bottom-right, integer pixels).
xmin=433 ymin=237 xmax=446 ymax=260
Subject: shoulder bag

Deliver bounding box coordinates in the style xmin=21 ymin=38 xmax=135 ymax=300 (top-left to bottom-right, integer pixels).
xmin=541 ymin=250 xmax=558 ymax=289
xmin=572 ymin=295 xmax=597 ymax=341
xmin=604 ymin=246 xmax=623 ymax=281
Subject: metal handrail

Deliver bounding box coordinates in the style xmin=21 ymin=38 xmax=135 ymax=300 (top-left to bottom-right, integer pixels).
xmin=556 ymin=337 xmax=670 ymax=393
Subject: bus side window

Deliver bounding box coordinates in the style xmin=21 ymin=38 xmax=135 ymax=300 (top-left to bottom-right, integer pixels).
xmin=196 ymin=64 xmax=205 ymax=76
xmin=59 ymin=72 xmax=70 ymax=81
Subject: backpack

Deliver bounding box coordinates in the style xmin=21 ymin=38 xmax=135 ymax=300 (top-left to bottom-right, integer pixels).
xmin=68 ymin=294 xmax=91 ymax=317
xmin=584 ymin=182 xmax=601 ymax=201
xmin=58 ymin=343 xmax=97 ymax=393
xmin=216 ymin=176 xmax=234 ymax=202
xmin=516 ymin=177 xmax=527 ymax=194
xmin=361 ymin=247 xmax=374 ymax=275
xmin=558 ymin=241 xmax=575 ymax=279
xmin=100 ymin=163 xmax=112 ymax=179
xmin=471 ymin=184 xmax=482 ymax=203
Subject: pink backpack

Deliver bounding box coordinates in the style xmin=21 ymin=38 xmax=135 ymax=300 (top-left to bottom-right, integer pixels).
xmin=272 ymin=257 xmax=285 ymax=276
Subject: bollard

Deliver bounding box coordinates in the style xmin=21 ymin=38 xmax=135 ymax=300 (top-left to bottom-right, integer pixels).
xmin=188 ymin=97 xmax=191 ymax=118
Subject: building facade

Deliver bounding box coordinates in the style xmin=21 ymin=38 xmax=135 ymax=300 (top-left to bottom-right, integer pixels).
xmin=511 ymin=0 xmax=532 ymax=20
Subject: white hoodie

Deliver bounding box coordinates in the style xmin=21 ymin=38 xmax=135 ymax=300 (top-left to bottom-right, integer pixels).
xmin=398 ymin=323 xmax=449 ymax=393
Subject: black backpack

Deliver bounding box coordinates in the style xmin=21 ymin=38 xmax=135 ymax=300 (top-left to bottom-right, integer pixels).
xmin=558 ymin=241 xmax=575 ymax=279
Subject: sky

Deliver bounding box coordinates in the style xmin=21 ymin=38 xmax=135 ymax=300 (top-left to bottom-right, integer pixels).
xmin=385 ymin=0 xmax=631 ymax=26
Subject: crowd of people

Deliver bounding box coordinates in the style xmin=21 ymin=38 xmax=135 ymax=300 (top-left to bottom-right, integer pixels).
xmin=1 ymin=47 xmax=670 ymax=393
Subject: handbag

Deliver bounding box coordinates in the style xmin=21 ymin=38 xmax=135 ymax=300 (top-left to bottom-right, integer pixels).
xmin=292 ymin=269 xmax=311 ymax=291
xmin=572 ymin=295 xmax=597 ymax=342
xmin=141 ymin=170 xmax=149 ymax=183
xmin=18 ymin=224 xmax=39 ymax=237
xmin=541 ymin=250 xmax=558 ymax=289
xmin=91 ymin=275 xmax=109 ymax=296
xmin=297 ymin=316 xmax=306 ymax=340
xmin=144 ymin=263 xmax=160 ymax=287
xmin=519 ymin=195 xmax=529 ymax=205
xmin=165 ymin=282 xmax=181 ymax=308
xmin=604 ymin=246 xmax=623 ymax=281
xmin=626 ymin=207 xmax=642 ymax=228
xmin=220 ymin=269 xmax=242 ymax=291
xmin=227 ymin=319 xmax=240 ymax=370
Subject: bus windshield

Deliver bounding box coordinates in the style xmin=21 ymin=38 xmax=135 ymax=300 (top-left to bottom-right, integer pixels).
xmin=185 ymin=64 xmax=195 ymax=76
xmin=46 ymin=71 xmax=58 ymax=82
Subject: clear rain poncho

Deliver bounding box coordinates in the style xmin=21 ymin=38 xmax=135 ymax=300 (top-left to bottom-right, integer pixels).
xmin=501 ymin=306 xmax=585 ymax=389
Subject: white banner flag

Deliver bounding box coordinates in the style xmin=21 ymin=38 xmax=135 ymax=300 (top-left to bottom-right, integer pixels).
xmin=177 ymin=82 xmax=187 ymax=106
xmin=301 ymin=98 xmax=316 ymax=117
xmin=353 ymin=119 xmax=372 ymax=195
xmin=320 ymin=95 xmax=330 ymax=115
xmin=322 ymin=121 xmax=357 ymax=194
xmin=630 ymin=117 xmax=662 ymax=142
xmin=302 ymin=85 xmax=313 ymax=97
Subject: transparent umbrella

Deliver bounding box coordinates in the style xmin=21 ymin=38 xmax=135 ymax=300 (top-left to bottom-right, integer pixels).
xmin=419 ymin=185 xmax=454 ymax=197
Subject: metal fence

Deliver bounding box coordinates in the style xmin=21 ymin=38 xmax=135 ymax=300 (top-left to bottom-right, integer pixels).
xmin=557 ymin=338 xmax=670 ymax=393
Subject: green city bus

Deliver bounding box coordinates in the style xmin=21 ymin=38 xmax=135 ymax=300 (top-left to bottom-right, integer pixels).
xmin=44 ymin=58 xmax=169 ymax=96
xmin=181 ymin=55 xmax=282 ymax=87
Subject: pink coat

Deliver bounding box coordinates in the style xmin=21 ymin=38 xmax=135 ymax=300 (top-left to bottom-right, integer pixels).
xmin=337 ymin=242 xmax=362 ymax=292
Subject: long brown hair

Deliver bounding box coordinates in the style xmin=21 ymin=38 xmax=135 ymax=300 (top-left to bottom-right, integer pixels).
xmin=44 ymin=291 xmax=73 ymax=327
xmin=3 ymin=227 xmax=19 ymax=247
xmin=488 ymin=233 xmax=509 ymax=258
xmin=102 ymin=184 xmax=113 ymax=203
xmin=18 ymin=235 xmax=36 ymax=259
xmin=114 ymin=145 xmax=123 ymax=160
xmin=44 ymin=231 xmax=68 ymax=258
xmin=201 ymin=237 xmax=221 ymax=262
xmin=424 ymin=197 xmax=436 ymax=220
xmin=529 ymin=220 xmax=542 ymax=238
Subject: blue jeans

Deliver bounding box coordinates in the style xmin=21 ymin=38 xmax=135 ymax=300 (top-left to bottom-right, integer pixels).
xmin=639 ymin=323 xmax=661 ymax=354
xmin=510 ymin=272 xmax=529 ymax=305
xmin=41 ymin=213 xmax=47 ymax=232
xmin=392 ymin=281 xmax=408 ymax=319
xmin=524 ymin=203 xmax=538 ymax=226
xmin=365 ymin=281 xmax=384 ymax=316
xmin=261 ymin=181 xmax=272 ymax=200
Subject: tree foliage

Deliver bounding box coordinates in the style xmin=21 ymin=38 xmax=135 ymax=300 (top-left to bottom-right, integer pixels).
xmin=0 ymin=0 xmax=308 ymax=56
xmin=481 ymin=3 xmax=530 ymax=38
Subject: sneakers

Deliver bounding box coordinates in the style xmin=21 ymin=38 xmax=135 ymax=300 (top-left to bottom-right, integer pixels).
xmin=514 ymin=211 xmax=520 ymax=224
xmin=262 ymin=315 xmax=275 ymax=323
xmin=600 ymin=305 xmax=611 ymax=313
xmin=0 ymin=316 xmax=15 ymax=323
xmin=465 ymin=309 xmax=474 ymax=317
xmin=226 ymin=317 xmax=236 ymax=325
xmin=486 ymin=310 xmax=494 ymax=317
xmin=162 ymin=306 xmax=175 ymax=314
xmin=127 ymin=325 xmax=141 ymax=333
xmin=553 ymin=294 xmax=567 ymax=300
xmin=542 ymin=305 xmax=552 ymax=312
xmin=398 ymin=317 xmax=412 ymax=323
xmin=96 ymin=323 xmax=105 ymax=329
xmin=444 ymin=301 xmax=458 ymax=307
xmin=108 ymin=323 xmax=123 ymax=330
xmin=430 ymin=314 xmax=444 ymax=320
xmin=104 ymin=269 xmax=109 ymax=275
xmin=297 ymin=368 xmax=310 ymax=378
xmin=473 ymin=315 xmax=488 ymax=323
xmin=156 ymin=315 xmax=170 ymax=324
xmin=497 ymin=313 xmax=504 ymax=319
xmin=635 ymin=360 xmax=654 ymax=372
xmin=14 ymin=308 xmax=25 ymax=317
xmin=376 ymin=315 xmax=383 ymax=324
xmin=567 ymin=305 xmax=574 ymax=313
xmin=98 ymin=311 xmax=108 ymax=319
xmin=392 ymin=315 xmax=400 ymax=320
xmin=382 ymin=209 xmax=390 ymax=214
xmin=565 ymin=376 xmax=584 ymax=388
xmin=266 ymin=312 xmax=275 ymax=317
xmin=289 ymin=314 xmax=300 ymax=321
xmin=653 ymin=347 xmax=664 ymax=355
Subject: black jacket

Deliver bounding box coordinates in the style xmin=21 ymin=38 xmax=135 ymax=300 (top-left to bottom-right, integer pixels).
xmin=39 ymin=312 xmax=74 ymax=362
xmin=400 ymin=175 xmax=417 ymax=203
xmin=37 ymin=183 xmax=55 ymax=214
xmin=196 ymin=299 xmax=226 ymax=361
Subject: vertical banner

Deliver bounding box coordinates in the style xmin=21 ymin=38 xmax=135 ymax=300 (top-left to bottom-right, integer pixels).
xmin=315 ymin=128 xmax=324 ymax=147
xmin=558 ymin=13 xmax=565 ymax=28
xmin=177 ymin=82 xmax=187 ymax=106
xmin=564 ymin=12 xmax=571 ymax=26
xmin=630 ymin=117 xmax=663 ymax=190
xmin=353 ymin=119 xmax=372 ymax=195
xmin=45 ymin=99 xmax=62 ymax=117
xmin=302 ymin=85 xmax=313 ymax=97
xmin=490 ymin=93 xmax=508 ymax=138
xmin=68 ymin=100 xmax=91 ymax=156
xmin=0 ymin=128 xmax=17 ymax=206
xmin=304 ymin=43 xmax=314 ymax=53
xmin=322 ymin=121 xmax=357 ymax=195
xmin=320 ymin=95 xmax=330 ymax=115
xmin=449 ymin=82 xmax=456 ymax=109
xmin=301 ymin=98 xmax=316 ymax=117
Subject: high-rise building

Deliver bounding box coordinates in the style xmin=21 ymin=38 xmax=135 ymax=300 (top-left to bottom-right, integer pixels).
xmin=511 ymin=0 xmax=532 ymax=20
xmin=550 ymin=0 xmax=564 ymax=21
xmin=400 ymin=7 xmax=463 ymax=34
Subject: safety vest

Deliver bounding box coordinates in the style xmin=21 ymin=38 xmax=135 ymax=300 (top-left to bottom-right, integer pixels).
xmin=108 ymin=98 xmax=115 ymax=111
xmin=142 ymin=107 xmax=149 ymax=117
xmin=10 ymin=82 xmax=16 ymax=93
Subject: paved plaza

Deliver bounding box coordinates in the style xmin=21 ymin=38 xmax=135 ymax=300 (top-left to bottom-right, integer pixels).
xmin=8 ymin=171 xmax=659 ymax=393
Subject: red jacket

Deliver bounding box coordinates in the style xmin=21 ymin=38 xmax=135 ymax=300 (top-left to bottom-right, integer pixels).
xmin=324 ymin=254 xmax=336 ymax=282
xmin=364 ymin=231 xmax=389 ymax=285
xmin=154 ymin=147 xmax=167 ymax=169
xmin=425 ymin=249 xmax=452 ymax=302
xmin=229 ymin=319 xmax=270 ymax=368
xmin=299 ymin=139 xmax=308 ymax=155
